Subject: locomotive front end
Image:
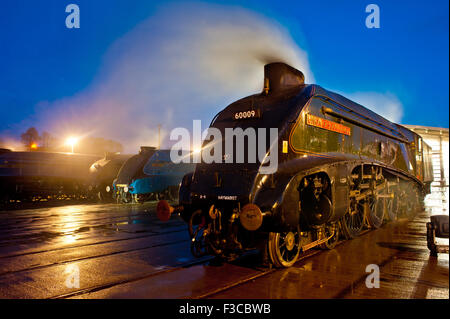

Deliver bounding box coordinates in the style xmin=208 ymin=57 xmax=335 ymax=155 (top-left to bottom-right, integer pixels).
xmin=157 ymin=63 xmax=309 ymax=261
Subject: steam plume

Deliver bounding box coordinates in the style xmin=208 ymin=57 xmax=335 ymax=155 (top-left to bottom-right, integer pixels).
xmin=33 ymin=3 xmax=313 ymax=152
xmin=5 ymin=3 xmax=404 ymax=153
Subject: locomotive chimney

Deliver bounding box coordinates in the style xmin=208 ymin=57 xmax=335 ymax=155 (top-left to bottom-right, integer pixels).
xmin=263 ymin=62 xmax=305 ymax=94
xmin=139 ymin=146 xmax=156 ymax=154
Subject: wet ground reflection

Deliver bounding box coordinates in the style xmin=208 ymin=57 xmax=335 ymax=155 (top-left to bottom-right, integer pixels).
xmin=0 ymin=203 xmax=447 ymax=299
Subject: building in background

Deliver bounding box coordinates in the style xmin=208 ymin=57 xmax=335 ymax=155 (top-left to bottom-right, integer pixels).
xmin=403 ymin=125 xmax=449 ymax=216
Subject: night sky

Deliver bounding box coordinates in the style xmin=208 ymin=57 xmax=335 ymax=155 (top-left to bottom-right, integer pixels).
xmin=0 ymin=0 xmax=448 ymax=147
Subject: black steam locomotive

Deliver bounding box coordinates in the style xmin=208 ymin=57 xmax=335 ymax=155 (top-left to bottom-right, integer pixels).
xmin=157 ymin=63 xmax=433 ymax=267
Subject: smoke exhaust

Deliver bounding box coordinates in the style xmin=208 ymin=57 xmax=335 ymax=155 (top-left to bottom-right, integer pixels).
xmin=263 ymin=62 xmax=305 ymax=94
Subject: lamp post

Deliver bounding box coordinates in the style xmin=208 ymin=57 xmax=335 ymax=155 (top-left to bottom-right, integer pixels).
xmin=158 ymin=124 xmax=161 ymax=149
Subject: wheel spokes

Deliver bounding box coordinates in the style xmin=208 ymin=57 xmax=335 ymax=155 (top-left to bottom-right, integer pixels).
xmin=367 ymin=195 xmax=384 ymax=229
xmin=269 ymin=228 xmax=301 ymax=267
xmin=343 ymin=200 xmax=364 ymax=239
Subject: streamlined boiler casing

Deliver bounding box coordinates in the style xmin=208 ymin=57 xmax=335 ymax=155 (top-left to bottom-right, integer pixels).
xmin=88 ymin=152 xmax=133 ymax=201
xmin=164 ymin=62 xmax=433 ymax=267
xmin=114 ymin=148 xmax=195 ymax=203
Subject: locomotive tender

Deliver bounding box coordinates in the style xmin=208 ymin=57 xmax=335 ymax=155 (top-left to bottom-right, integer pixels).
xmin=157 ymin=62 xmax=433 ymax=267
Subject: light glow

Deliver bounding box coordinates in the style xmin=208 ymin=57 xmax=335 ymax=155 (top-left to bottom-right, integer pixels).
xmin=65 ymin=137 xmax=79 ymax=153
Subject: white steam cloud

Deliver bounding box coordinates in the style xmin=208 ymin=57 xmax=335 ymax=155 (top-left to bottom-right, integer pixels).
xmin=33 ymin=3 xmax=313 ymax=152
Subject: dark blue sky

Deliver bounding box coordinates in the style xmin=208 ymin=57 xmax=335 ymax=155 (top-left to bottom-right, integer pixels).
xmin=0 ymin=0 xmax=448 ymax=139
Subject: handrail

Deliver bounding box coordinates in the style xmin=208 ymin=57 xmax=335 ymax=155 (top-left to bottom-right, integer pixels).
xmin=316 ymin=94 xmax=408 ymax=141
xmin=320 ymin=106 xmax=410 ymax=144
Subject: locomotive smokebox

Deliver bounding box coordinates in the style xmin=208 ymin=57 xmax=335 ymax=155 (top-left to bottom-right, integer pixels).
xmin=263 ymin=62 xmax=305 ymax=94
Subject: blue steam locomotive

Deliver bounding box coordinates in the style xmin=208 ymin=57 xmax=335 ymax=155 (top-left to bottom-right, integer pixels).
xmin=114 ymin=147 xmax=195 ymax=203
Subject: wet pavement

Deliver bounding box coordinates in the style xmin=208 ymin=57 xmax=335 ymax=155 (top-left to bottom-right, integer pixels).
xmin=0 ymin=203 xmax=448 ymax=299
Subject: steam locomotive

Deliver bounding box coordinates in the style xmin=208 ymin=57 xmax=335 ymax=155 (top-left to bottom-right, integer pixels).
xmin=113 ymin=146 xmax=157 ymax=203
xmin=113 ymin=147 xmax=195 ymax=203
xmin=131 ymin=149 xmax=195 ymax=202
xmin=88 ymin=152 xmax=133 ymax=201
xmin=0 ymin=150 xmax=101 ymax=206
xmin=159 ymin=62 xmax=433 ymax=267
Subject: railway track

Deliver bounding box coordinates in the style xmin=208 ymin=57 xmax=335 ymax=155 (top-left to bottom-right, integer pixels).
xmin=0 ymin=226 xmax=186 ymax=260
xmin=0 ymin=202 xmax=183 ymax=251
xmin=0 ymin=235 xmax=190 ymax=277
xmin=49 ymin=256 xmax=214 ymax=299
xmin=190 ymin=231 xmax=364 ymax=299
xmin=0 ymin=217 xmax=185 ymax=248
xmin=191 ymin=213 xmax=440 ymax=299
xmin=53 ymin=229 xmax=375 ymax=299
xmin=1 ymin=202 xmax=441 ymax=299
xmin=0 ymin=203 xmax=164 ymax=232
